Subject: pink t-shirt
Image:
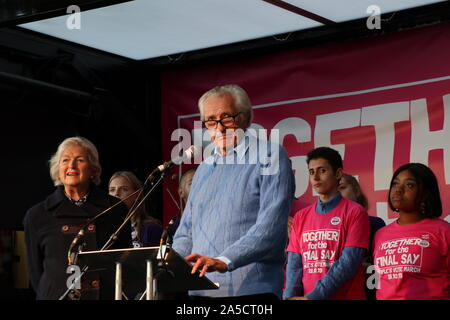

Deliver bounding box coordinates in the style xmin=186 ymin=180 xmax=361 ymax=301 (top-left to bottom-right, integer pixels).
xmin=287 ymin=197 xmax=370 ymax=300
xmin=373 ymin=218 xmax=450 ymax=300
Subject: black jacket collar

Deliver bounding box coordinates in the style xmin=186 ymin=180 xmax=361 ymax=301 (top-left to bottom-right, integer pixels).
xmin=45 ymin=185 xmax=112 ymax=218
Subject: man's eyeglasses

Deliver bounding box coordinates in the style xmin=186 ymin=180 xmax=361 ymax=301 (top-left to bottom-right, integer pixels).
xmin=202 ymin=112 xmax=242 ymax=129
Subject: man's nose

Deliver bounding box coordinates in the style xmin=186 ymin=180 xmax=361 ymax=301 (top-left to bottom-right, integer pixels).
xmin=216 ymin=121 xmax=226 ymax=132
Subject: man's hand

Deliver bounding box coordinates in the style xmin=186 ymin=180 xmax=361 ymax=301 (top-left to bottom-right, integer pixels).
xmin=185 ymin=253 xmax=228 ymax=277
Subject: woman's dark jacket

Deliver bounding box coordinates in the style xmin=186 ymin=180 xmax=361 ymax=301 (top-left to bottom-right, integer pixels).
xmin=23 ymin=185 xmax=131 ymax=300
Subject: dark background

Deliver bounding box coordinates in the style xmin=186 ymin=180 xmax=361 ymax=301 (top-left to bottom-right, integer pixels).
xmin=0 ymin=27 xmax=162 ymax=228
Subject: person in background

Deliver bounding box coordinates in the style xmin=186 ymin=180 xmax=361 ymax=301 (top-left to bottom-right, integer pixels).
xmin=338 ymin=173 xmax=386 ymax=253
xmin=338 ymin=173 xmax=385 ymax=300
xmin=173 ymin=84 xmax=295 ymax=298
xmin=373 ymin=163 xmax=450 ymax=300
xmin=109 ymin=171 xmax=162 ymax=247
xmin=178 ymin=167 xmax=197 ymax=212
xmin=284 ymin=146 xmax=370 ymax=300
xmin=168 ymin=167 xmax=198 ymax=237
xmin=24 ymin=137 xmax=131 ymax=300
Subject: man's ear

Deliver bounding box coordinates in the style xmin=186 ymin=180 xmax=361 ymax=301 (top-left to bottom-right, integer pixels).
xmin=335 ymin=168 xmax=343 ymax=181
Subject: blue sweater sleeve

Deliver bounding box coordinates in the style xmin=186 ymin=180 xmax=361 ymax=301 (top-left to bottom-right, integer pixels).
xmin=283 ymin=251 xmax=303 ymax=299
xmin=172 ymin=199 xmax=193 ymax=258
xmin=306 ymin=246 xmax=366 ymax=300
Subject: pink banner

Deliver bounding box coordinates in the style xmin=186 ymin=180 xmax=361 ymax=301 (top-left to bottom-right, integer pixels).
xmin=161 ymin=22 xmax=450 ymax=225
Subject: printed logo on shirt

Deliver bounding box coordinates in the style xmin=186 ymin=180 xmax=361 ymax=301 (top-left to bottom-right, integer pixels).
xmin=330 ymin=217 xmax=341 ymax=226
xmin=301 ymin=229 xmax=340 ymax=274
xmin=419 ymin=240 xmax=430 ymax=248
xmin=375 ymin=237 xmax=426 ymax=280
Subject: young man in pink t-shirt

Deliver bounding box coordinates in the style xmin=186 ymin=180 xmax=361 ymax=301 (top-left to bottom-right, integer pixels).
xmin=284 ymin=147 xmax=370 ymax=300
xmin=373 ymin=163 xmax=450 ymax=300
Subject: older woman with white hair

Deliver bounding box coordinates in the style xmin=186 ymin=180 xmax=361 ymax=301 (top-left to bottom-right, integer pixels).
xmin=23 ymin=136 xmax=131 ymax=300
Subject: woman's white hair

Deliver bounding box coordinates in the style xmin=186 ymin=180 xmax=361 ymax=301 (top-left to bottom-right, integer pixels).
xmin=49 ymin=136 xmax=102 ymax=186
xmin=198 ymin=84 xmax=254 ymax=130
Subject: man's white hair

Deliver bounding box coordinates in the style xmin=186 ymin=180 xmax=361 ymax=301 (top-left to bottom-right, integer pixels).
xmin=198 ymin=84 xmax=254 ymax=130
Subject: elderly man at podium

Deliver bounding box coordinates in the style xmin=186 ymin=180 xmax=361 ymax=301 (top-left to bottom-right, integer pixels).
xmin=172 ymin=84 xmax=295 ymax=299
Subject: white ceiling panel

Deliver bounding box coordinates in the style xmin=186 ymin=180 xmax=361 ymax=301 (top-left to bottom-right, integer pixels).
xmin=19 ymin=0 xmax=321 ymax=60
xmin=18 ymin=0 xmax=445 ymax=60
xmin=283 ymin=0 xmax=445 ymax=22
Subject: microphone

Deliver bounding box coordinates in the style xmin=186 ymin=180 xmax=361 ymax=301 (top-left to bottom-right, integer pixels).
xmin=160 ymin=216 xmax=178 ymax=246
xmin=152 ymin=145 xmax=199 ymax=176
xmin=66 ymin=193 xmax=136 ymax=265
xmin=68 ymin=229 xmax=85 ymax=258
xmin=158 ymin=145 xmax=199 ymax=172
xmin=67 ymin=226 xmax=88 ymax=265
xmin=156 ymin=217 xmax=178 ymax=280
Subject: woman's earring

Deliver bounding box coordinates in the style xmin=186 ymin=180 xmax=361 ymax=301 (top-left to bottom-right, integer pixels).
xmin=420 ymin=202 xmax=426 ymax=215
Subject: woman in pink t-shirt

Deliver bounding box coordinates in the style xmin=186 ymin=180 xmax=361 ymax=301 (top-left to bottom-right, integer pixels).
xmin=373 ymin=163 xmax=450 ymax=300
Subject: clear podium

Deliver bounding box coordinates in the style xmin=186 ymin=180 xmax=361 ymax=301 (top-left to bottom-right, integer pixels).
xmin=77 ymin=246 xmax=219 ymax=300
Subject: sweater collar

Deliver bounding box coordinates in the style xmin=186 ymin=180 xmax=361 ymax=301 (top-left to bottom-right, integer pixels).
xmin=316 ymin=192 xmax=342 ymax=214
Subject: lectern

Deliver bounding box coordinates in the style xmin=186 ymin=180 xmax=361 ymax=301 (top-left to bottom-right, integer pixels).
xmin=76 ymin=246 xmax=219 ymax=300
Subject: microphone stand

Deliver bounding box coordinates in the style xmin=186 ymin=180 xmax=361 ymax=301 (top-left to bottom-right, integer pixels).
xmin=100 ymin=170 xmax=168 ymax=251
xmin=99 ymin=171 xmax=170 ymax=300
xmin=59 ymin=190 xmax=141 ymax=301
xmin=66 ymin=189 xmax=141 ymax=265
xmin=60 ymin=168 xmax=172 ymax=300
